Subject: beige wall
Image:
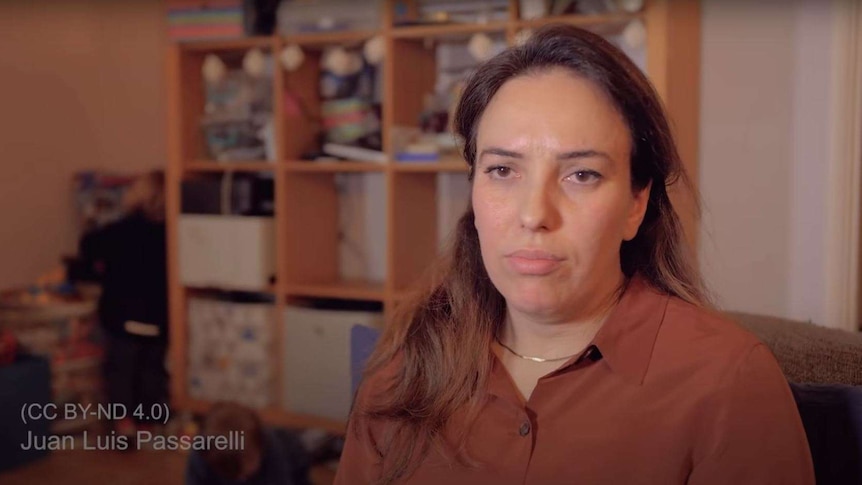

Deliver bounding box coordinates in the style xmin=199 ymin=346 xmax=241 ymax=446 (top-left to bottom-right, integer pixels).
xmin=0 ymin=0 xmax=166 ymax=291
xmin=699 ymin=0 xmax=838 ymax=326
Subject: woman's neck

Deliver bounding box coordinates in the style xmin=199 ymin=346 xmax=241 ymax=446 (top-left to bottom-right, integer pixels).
xmin=499 ymin=274 xmax=626 ymax=360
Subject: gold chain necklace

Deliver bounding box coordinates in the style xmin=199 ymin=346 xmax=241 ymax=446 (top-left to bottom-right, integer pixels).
xmin=494 ymin=336 xmax=579 ymax=363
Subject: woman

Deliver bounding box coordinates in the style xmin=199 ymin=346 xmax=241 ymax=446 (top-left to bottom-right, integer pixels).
xmin=335 ymin=25 xmax=814 ymax=484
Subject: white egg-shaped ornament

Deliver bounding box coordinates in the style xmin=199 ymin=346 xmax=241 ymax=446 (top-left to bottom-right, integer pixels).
xmin=363 ymin=35 xmax=385 ymax=65
xmin=513 ymin=29 xmax=533 ymax=47
xmin=202 ymin=54 xmax=227 ymax=84
xmin=616 ymin=0 xmax=644 ymax=13
xmin=323 ymin=47 xmax=361 ymax=76
xmin=622 ymin=18 xmax=646 ymax=50
xmin=243 ymin=48 xmax=267 ymax=78
xmin=280 ymin=44 xmax=305 ymax=72
xmin=467 ymin=33 xmax=494 ymax=62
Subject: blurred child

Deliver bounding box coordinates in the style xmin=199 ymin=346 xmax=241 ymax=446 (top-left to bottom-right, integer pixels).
xmin=185 ymin=401 xmax=311 ymax=485
xmin=78 ymin=170 xmax=168 ymax=436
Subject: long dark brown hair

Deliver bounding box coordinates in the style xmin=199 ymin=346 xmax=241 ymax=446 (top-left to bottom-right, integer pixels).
xmin=352 ymin=24 xmax=706 ymax=484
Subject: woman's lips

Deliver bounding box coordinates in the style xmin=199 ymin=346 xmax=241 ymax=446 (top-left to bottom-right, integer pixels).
xmin=505 ymin=249 xmax=564 ymax=275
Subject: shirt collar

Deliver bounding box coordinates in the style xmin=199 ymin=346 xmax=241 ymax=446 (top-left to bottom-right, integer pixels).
xmin=487 ymin=275 xmax=670 ymax=399
xmin=590 ymin=274 xmax=670 ymax=386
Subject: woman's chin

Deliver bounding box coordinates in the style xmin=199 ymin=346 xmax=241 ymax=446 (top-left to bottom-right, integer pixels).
xmin=504 ymin=290 xmax=562 ymax=318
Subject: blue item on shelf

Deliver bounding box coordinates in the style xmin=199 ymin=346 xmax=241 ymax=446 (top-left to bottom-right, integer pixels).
xmin=350 ymin=325 xmax=380 ymax=397
xmin=395 ymin=152 xmax=440 ymax=162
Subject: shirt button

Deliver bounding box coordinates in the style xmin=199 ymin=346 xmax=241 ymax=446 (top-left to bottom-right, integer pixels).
xmin=519 ymin=421 xmax=531 ymax=436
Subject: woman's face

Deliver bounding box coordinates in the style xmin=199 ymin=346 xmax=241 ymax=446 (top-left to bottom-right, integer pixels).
xmin=472 ymin=68 xmax=650 ymax=321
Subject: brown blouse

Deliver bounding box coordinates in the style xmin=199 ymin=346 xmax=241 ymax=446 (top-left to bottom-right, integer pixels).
xmin=335 ymin=276 xmax=815 ymax=484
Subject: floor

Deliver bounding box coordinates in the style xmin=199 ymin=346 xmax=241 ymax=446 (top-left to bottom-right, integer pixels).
xmin=0 ymin=449 xmax=336 ymax=485
xmin=1 ymin=450 xmax=187 ymax=485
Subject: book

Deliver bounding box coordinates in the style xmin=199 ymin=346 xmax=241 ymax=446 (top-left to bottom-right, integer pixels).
xmin=395 ymin=153 xmax=440 ymax=162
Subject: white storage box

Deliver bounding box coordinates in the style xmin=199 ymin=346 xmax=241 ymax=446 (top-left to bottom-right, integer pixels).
xmin=178 ymin=215 xmax=275 ymax=291
xmin=282 ymin=305 xmax=382 ymax=421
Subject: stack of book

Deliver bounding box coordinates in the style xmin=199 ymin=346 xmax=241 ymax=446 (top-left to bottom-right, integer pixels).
xmin=167 ymin=0 xmax=244 ymax=41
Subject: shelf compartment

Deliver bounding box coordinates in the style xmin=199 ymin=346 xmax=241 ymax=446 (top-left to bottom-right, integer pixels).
xmin=388 ymin=31 xmax=505 ymax=157
xmin=281 ymin=172 xmax=339 ymax=286
xmin=282 ymin=303 xmax=383 ymax=423
xmin=279 ymin=51 xmax=322 ymax=160
xmin=389 ymin=170 xmax=470 ymax=292
xmin=281 ymin=171 xmax=387 ymax=289
xmin=278 ymin=42 xmax=384 ymax=162
xmin=173 ymin=41 xmax=276 ymax=164
xmin=390 ymin=172 xmax=439 ymax=291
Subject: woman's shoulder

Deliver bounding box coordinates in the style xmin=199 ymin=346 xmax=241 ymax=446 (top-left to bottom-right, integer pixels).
xmin=649 ymin=297 xmax=792 ymax=417
xmin=663 ymin=296 xmax=762 ymax=351
xmin=653 ymin=296 xmax=773 ymax=377
xmin=658 ymin=300 xmax=814 ymax=481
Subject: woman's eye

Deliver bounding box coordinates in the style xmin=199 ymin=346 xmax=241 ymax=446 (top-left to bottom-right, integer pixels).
xmin=484 ymin=165 xmax=514 ymax=179
xmin=567 ymin=170 xmax=601 ymax=184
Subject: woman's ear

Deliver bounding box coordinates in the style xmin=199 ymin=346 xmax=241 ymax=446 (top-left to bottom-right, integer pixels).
xmin=623 ymin=180 xmax=652 ymax=241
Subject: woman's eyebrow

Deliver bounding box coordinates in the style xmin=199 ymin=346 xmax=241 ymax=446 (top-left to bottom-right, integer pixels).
xmin=478 ymin=147 xmax=613 ymax=163
xmin=556 ymin=149 xmax=612 ymax=162
xmin=478 ymin=147 xmax=523 ymax=160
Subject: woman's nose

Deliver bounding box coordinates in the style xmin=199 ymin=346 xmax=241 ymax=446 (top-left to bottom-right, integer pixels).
xmin=519 ymin=178 xmax=561 ymax=232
